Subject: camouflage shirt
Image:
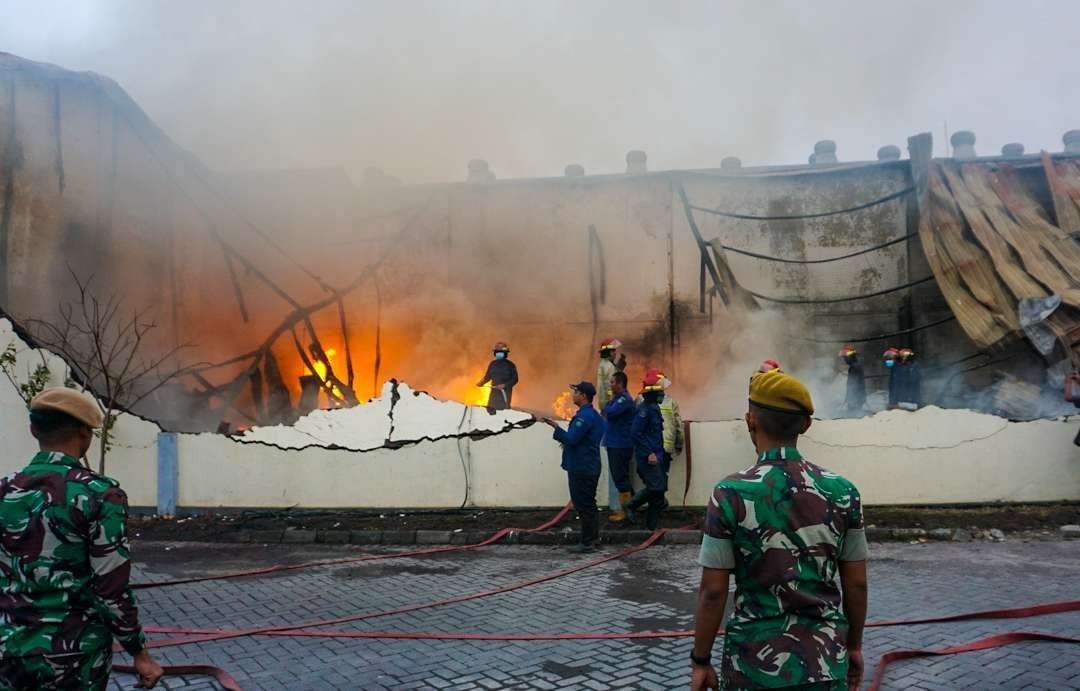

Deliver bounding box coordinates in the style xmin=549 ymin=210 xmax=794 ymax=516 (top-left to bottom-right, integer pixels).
xmin=699 ymin=447 xmax=866 ymax=689
xmin=0 ymin=452 xmax=146 ymax=659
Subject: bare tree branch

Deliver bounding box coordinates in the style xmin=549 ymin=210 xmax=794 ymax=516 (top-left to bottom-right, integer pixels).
xmin=21 ymin=268 xmax=197 ymax=473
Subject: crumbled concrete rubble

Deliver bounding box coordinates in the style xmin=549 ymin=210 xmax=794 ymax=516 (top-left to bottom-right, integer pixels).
xmin=239 ymin=380 xmax=534 ymax=451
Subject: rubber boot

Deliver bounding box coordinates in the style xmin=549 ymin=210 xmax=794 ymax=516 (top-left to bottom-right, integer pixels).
xmin=584 ymin=509 xmax=600 ymax=548
xmin=623 ymin=489 xmax=649 ymax=524
xmin=569 ymin=509 xmax=597 ymax=552
xmin=609 ymin=491 xmax=631 ymax=523
xmin=645 ymin=490 xmax=664 ymax=531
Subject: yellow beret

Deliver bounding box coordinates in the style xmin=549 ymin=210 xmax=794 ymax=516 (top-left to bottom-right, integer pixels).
xmin=749 ymin=369 xmax=814 ymax=415
xmin=30 ymin=387 xmax=104 ymax=428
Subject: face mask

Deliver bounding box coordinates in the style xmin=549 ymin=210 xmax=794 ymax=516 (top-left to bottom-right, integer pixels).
xmin=884 ymin=360 xmax=895 ymax=368
xmin=495 ymin=352 xmax=506 ymax=360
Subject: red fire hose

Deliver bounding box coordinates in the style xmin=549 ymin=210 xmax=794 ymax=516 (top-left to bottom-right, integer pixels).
xmin=140 ymin=523 xmax=681 ymax=650
xmin=129 ymin=505 xmax=1080 ymax=689
xmin=868 ymin=631 xmax=1080 ymax=691
xmin=142 ymin=599 xmax=1080 ymax=643
xmin=133 ymin=503 xmax=573 ymax=590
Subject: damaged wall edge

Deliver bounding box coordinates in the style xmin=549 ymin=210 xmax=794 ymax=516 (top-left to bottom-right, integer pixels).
xmin=1 ymin=319 xmax=1077 ymax=509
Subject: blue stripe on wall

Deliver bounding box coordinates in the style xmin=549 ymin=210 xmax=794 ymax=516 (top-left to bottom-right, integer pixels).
xmin=156 ymin=432 xmax=178 ymax=516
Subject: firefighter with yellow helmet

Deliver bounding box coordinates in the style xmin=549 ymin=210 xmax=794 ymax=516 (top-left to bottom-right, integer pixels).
xmin=840 ymin=344 xmax=866 ymax=416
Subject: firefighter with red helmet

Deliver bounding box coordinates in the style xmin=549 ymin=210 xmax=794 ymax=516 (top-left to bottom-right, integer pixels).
xmin=895 ymin=348 xmax=921 ymax=411
xmin=623 ymin=369 xmax=668 ymax=530
xmin=476 ymin=341 xmax=519 ymax=410
xmin=883 ymin=347 xmax=901 ymax=409
xmin=840 ymin=345 xmax=866 ymax=415
xmin=758 ymin=359 xmax=782 ymax=373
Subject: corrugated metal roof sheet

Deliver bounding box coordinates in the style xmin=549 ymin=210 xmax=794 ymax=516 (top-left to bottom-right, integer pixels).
xmin=915 ymin=146 xmax=1080 ymax=364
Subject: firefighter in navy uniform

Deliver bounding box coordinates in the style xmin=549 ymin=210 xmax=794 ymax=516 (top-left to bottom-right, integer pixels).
xmin=895 ymin=348 xmax=922 ymax=411
xmin=542 ymin=382 xmax=605 ymax=552
xmin=840 ymin=345 xmax=866 ymax=416
xmin=476 ymin=341 xmax=519 ymax=410
xmin=623 ymin=370 xmax=668 ymax=530
xmin=602 ymin=371 xmax=635 ymax=522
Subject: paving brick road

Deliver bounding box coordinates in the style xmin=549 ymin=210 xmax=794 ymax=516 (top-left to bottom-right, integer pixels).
xmin=113 ymin=537 xmax=1080 ymax=690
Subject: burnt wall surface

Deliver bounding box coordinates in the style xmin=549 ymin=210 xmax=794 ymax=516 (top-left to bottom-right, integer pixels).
xmin=1 ymin=51 xmax=995 ymax=427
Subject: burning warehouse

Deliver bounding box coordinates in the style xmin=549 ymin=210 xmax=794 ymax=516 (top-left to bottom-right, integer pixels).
xmin=0 ymin=5 xmax=1079 ymax=686
xmin=1 ymin=51 xmax=1079 ymax=434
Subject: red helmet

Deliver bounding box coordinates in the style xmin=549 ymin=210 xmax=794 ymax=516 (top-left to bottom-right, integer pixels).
xmin=839 ymin=345 xmax=857 ymax=357
xmin=492 ymin=341 xmax=510 ymax=353
xmin=882 ymin=347 xmax=900 ymax=359
xmin=758 ymin=359 xmax=781 ymax=373
xmin=644 ymin=367 xmax=672 ymax=389
xmin=642 ymin=369 xmax=665 ymax=392
xmin=599 ymin=337 xmax=622 ymax=351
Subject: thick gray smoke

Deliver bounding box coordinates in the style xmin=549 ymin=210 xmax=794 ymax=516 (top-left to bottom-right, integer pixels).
xmin=2 ymin=2 xmax=1077 ymax=429
xmin=2 ymin=1 xmax=1079 ymax=183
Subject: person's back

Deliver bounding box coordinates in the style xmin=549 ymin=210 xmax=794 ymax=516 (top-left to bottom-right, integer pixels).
xmin=0 ymin=453 xmax=141 ymax=651
xmin=708 ymin=449 xmax=863 ymax=686
xmin=0 ymin=388 xmax=161 ymax=690
xmin=691 ymin=369 xmax=867 ymax=691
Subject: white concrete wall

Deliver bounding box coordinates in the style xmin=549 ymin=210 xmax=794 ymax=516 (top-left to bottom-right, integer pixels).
xmin=680 ymin=408 xmax=1080 ymax=506
xmin=3 ymin=320 xmax=1078 ymax=508
xmin=168 ymin=407 xmax=1080 ymax=508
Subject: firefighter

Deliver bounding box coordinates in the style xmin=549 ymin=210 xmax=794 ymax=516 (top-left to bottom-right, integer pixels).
xmin=641 ymin=368 xmax=684 ymax=476
xmin=758 ymin=359 xmax=781 ymax=373
xmin=596 ymin=337 xmax=627 ymax=410
xmin=542 ymin=382 xmax=605 ymax=552
xmin=623 ymin=370 xmax=667 ymax=530
xmin=596 ymin=337 xmax=627 ymax=519
xmin=1066 ymin=370 xmax=1080 ymax=446
xmin=840 ymin=344 xmax=866 ymax=415
xmin=601 ymin=371 xmax=635 ymax=522
xmin=895 ymin=348 xmax=922 ymax=410
xmin=476 ymin=341 xmax=518 ymax=410
xmin=883 ymin=347 xmax=900 ymax=409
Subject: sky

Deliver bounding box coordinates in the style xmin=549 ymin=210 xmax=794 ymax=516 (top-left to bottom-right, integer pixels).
xmin=2 ymin=1 xmax=1078 ymax=184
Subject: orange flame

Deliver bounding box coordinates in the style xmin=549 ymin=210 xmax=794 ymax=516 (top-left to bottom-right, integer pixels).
xmin=442 ymin=368 xmax=492 ymax=407
xmin=307 ymin=347 xmax=349 ymax=408
xmin=552 ymin=390 xmax=574 ymax=419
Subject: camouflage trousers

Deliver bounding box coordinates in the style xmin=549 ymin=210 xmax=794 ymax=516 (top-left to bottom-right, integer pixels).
xmin=0 ymin=646 xmax=112 ymax=691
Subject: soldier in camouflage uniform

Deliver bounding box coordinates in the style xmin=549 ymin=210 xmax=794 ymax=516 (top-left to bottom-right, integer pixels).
xmin=0 ymin=388 xmax=163 ymax=690
xmin=690 ymin=369 xmax=868 ymax=691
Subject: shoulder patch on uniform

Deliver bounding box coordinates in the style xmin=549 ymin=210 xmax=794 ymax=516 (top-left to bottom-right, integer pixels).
xmin=573 ymin=419 xmax=583 ymax=426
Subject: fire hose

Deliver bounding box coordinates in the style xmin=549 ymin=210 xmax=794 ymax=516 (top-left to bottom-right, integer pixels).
xmin=128 ymin=505 xmax=1080 ymax=689
xmin=132 ymin=503 xmax=573 ymax=590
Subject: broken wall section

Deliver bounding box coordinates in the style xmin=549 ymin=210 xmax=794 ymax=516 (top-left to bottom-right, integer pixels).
xmin=1 ymin=312 xmax=1077 ymax=509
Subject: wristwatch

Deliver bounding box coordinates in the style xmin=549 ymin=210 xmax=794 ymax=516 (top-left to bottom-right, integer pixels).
xmin=690 ymin=651 xmax=712 ymax=667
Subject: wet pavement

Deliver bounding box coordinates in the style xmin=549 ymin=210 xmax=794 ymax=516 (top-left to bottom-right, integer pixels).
xmin=112 ymin=538 xmax=1080 ymax=690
